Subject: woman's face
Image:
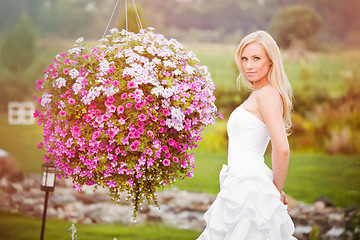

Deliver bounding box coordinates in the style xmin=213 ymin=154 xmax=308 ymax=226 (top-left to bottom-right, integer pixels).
xmin=241 ymin=42 xmax=272 ymax=84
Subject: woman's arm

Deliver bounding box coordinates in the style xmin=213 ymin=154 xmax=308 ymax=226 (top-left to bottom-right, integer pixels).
xmin=256 ymin=86 xmax=290 ymax=196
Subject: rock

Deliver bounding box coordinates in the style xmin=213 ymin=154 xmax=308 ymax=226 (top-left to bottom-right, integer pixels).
xmin=0 ymin=149 xmax=19 ymax=179
xmin=324 ymin=227 xmax=344 ymax=238
xmin=328 ymin=213 xmax=343 ymax=223
xmin=9 ymin=170 xmax=24 ymax=182
xmin=314 ymin=197 xmax=334 ymax=208
xmin=295 ymin=225 xmax=313 ymax=235
xmin=19 ymin=198 xmax=38 ymax=213
xmin=314 ymin=200 xmax=327 ymax=212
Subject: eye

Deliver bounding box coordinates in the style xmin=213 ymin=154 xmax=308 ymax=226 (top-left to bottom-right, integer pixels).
xmin=254 ymin=56 xmax=260 ymax=61
xmin=241 ymin=57 xmax=248 ymax=61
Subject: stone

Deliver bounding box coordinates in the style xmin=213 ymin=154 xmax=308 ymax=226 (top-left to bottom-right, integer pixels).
xmin=324 ymin=227 xmax=344 ymax=238
xmin=314 ymin=200 xmax=327 ymax=212
xmin=295 ymin=225 xmax=313 ymax=235
xmin=0 ymin=149 xmax=19 ymax=179
xmin=19 ymin=198 xmax=38 ymax=213
xmin=328 ymin=213 xmax=343 ymax=223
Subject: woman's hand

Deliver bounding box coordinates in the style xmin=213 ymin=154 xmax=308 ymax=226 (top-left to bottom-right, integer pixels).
xmin=280 ymin=191 xmax=290 ymax=212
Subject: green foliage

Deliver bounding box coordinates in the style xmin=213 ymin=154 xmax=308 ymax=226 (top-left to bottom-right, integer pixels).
xmin=0 ymin=13 xmax=37 ymax=73
xmin=117 ymin=3 xmax=148 ymax=33
xmin=268 ymin=5 xmax=322 ymax=48
xmin=309 ymin=224 xmax=320 ymax=240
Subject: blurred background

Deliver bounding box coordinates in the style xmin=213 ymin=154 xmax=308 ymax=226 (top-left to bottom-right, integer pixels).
xmin=0 ymin=0 xmax=359 ymax=239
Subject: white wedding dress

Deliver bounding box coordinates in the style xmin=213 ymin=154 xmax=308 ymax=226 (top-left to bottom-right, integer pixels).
xmin=197 ymin=106 xmax=297 ymax=240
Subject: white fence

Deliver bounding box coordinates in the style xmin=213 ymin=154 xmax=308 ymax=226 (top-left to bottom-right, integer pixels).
xmin=8 ymin=101 xmax=35 ymax=125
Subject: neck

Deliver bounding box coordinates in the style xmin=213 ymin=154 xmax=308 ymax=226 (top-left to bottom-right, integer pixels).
xmin=253 ymin=78 xmax=269 ymax=90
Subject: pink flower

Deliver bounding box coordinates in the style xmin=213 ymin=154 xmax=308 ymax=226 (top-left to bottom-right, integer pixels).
xmin=163 ymin=159 xmax=170 ymax=166
xmin=73 ymin=166 xmax=81 ymax=174
xmin=130 ymin=140 xmax=140 ymax=151
xmin=107 ymin=104 xmax=116 ymax=113
xmin=112 ymin=80 xmax=119 ymax=87
xmin=128 ymin=178 xmax=133 ymax=187
xmin=185 ymin=170 xmax=194 ymax=178
xmin=218 ymin=113 xmax=224 ymax=119
xmin=146 ymin=95 xmax=154 ymax=101
xmin=138 ymin=113 xmax=146 ymax=121
xmin=127 ymin=81 xmax=135 ymax=88
xmin=165 ymin=152 xmax=171 ymax=158
xmin=107 ymin=180 xmax=117 ymax=188
xmin=63 ymin=68 xmax=70 ymax=74
xmin=92 ymin=131 xmax=100 ymax=139
xmin=168 ymin=138 xmax=176 ymax=146
xmin=71 ymin=126 xmax=81 ymax=138
xmin=161 ymin=145 xmax=168 ymax=152
xmin=68 ymin=98 xmax=75 ymax=105
xmin=135 ymin=103 xmax=142 ymax=110
xmin=147 ymin=131 xmax=154 ymax=138
xmin=73 ymin=184 xmax=82 ymax=191
xmin=36 ymin=79 xmax=43 ymax=86
xmin=107 ymin=96 xmax=115 ymax=104
xmin=181 ymin=161 xmax=189 ymax=168
xmin=59 ymin=110 xmax=66 ymax=116
xmin=83 ymin=54 xmax=89 ymax=59
xmin=117 ymin=105 xmax=124 ymax=114
xmin=173 ymin=156 xmax=179 ymax=162
xmin=121 ymin=93 xmax=127 ymax=99
xmin=108 ymin=65 xmax=115 ymax=74
xmin=163 ymin=109 xmax=170 ymax=116
xmin=147 ymin=158 xmax=154 ymax=167
xmin=90 ymin=101 xmax=97 ymax=108
xmin=125 ymin=102 xmax=132 ymax=108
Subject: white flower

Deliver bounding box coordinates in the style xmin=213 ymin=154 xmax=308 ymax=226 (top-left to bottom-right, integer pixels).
xmin=173 ymin=69 xmax=182 ymax=76
xmin=68 ymin=47 xmax=81 ymax=55
xmin=58 ymin=100 xmax=65 ymax=109
xmin=134 ymin=45 xmax=144 ymax=53
xmin=72 ymin=83 xmax=82 ymax=94
xmin=99 ymin=59 xmax=111 ymax=75
xmin=55 ymin=77 xmax=66 ymax=88
xmin=75 ymin=37 xmax=84 ymax=43
xmin=110 ymin=28 xmax=119 ymax=34
xmin=41 ymin=93 xmax=52 ymax=107
xmin=151 ymin=86 xmax=165 ymax=97
xmin=69 ymin=69 xmax=79 ymax=79
xmin=163 ymin=60 xmax=176 ymax=68
xmin=184 ymin=65 xmax=195 ymax=75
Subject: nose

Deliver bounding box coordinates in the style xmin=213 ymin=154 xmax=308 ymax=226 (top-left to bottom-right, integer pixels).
xmin=246 ymin=60 xmax=253 ymax=69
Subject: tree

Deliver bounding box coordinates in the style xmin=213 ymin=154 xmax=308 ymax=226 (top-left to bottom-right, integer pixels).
xmin=117 ymin=3 xmax=148 ymax=33
xmin=268 ymin=5 xmax=322 ymax=49
xmin=0 ymin=13 xmax=38 ymax=73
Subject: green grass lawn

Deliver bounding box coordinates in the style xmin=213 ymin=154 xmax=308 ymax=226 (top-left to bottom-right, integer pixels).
xmin=0 ymin=210 xmax=200 ymax=240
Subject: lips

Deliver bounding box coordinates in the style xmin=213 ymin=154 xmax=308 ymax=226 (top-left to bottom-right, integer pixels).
xmin=246 ymin=72 xmax=257 ymax=76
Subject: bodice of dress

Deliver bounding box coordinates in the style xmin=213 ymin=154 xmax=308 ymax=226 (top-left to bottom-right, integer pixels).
xmin=227 ymin=106 xmax=270 ymax=168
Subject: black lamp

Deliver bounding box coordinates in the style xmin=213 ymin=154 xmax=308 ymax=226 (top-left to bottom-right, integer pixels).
xmin=40 ymin=162 xmax=56 ymax=240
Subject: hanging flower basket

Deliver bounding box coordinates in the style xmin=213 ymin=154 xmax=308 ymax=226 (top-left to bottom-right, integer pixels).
xmin=34 ymin=28 xmax=220 ymax=217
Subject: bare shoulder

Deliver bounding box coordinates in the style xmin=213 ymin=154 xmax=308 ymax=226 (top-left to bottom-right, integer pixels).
xmin=255 ymin=85 xmax=282 ymax=110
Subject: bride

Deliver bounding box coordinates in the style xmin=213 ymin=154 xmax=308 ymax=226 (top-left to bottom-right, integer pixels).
xmin=197 ymin=31 xmax=297 ymax=240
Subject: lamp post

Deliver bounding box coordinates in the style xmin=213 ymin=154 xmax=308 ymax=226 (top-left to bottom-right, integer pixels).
xmin=40 ymin=162 xmax=56 ymax=240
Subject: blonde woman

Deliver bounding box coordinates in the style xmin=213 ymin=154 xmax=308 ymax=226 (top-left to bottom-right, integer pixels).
xmin=197 ymin=31 xmax=296 ymax=239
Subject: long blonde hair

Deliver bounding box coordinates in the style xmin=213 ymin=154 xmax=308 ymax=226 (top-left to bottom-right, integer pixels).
xmin=235 ymin=30 xmax=293 ymax=131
